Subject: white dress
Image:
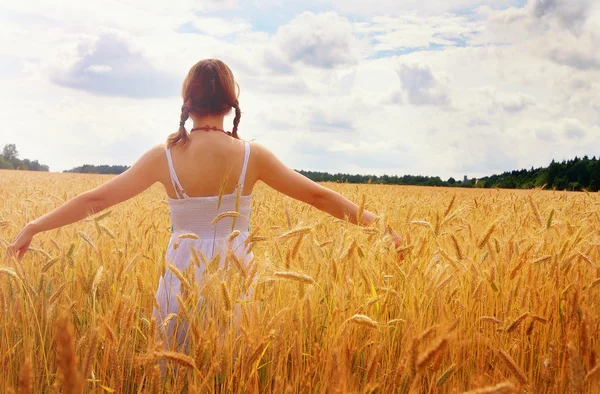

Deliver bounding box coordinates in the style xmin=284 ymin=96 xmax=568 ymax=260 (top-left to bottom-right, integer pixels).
xmin=153 ymin=140 xmax=253 ymax=351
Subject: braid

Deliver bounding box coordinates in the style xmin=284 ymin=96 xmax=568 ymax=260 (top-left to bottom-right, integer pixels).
xmin=232 ymin=101 xmax=241 ymax=139
xmin=166 ymin=100 xmax=192 ymax=147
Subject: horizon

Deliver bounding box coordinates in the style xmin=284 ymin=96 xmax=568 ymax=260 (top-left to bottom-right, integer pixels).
xmin=1 ymin=0 xmax=599 ymax=180
xmin=6 ymin=149 xmax=594 ymax=184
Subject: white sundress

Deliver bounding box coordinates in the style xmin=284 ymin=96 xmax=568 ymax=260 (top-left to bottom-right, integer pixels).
xmin=152 ymin=140 xmax=254 ymax=351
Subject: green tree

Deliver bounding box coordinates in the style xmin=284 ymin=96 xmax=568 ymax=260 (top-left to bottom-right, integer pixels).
xmin=2 ymin=144 xmax=18 ymax=161
xmin=0 ymin=144 xmax=49 ymax=172
xmin=554 ymin=176 xmax=568 ymax=190
xmin=546 ymin=160 xmax=560 ymax=187
xmin=589 ymin=160 xmax=600 ymax=191
xmin=0 ymin=155 xmax=12 ymax=169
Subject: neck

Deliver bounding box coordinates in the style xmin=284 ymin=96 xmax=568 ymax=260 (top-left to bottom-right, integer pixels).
xmin=190 ymin=114 xmax=226 ymax=131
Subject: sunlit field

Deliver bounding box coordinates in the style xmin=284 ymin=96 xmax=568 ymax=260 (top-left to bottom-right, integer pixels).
xmin=1 ymin=169 xmax=599 ymax=393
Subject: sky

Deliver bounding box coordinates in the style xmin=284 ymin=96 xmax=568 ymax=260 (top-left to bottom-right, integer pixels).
xmin=0 ymin=0 xmax=598 ymax=180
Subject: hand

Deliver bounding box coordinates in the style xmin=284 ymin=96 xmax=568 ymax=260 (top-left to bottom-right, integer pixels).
xmin=386 ymin=225 xmax=406 ymax=261
xmin=386 ymin=225 xmax=402 ymax=248
xmin=7 ymin=223 xmax=37 ymax=261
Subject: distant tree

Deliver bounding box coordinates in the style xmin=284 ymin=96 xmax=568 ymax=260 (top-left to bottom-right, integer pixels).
xmin=0 ymin=155 xmax=12 ymax=169
xmin=554 ymin=176 xmax=568 ymax=190
xmin=21 ymin=158 xmax=31 ymax=170
xmin=448 ymin=177 xmax=456 ymax=185
xmin=588 ymin=159 xmax=600 ymax=192
xmin=546 ymin=160 xmax=560 ymax=187
xmin=0 ymin=144 xmax=49 ymax=172
xmin=2 ymin=144 xmax=18 ymax=161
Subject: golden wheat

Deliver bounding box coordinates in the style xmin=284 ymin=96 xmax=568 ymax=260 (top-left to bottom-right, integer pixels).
xmin=347 ymin=314 xmax=378 ymax=329
xmin=498 ymin=349 xmax=528 ymax=386
xmin=1 ymin=171 xmax=599 ymax=393
xmin=210 ymin=211 xmax=241 ymax=225
xmin=273 ymin=271 xmax=316 ymax=284
xmin=462 ymin=382 xmax=517 ymax=394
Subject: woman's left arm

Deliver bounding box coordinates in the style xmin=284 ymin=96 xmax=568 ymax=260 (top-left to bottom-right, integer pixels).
xmin=7 ymin=144 xmax=164 ymax=259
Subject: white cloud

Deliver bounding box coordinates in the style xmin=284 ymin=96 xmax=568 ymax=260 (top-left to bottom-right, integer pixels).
xmin=536 ymin=128 xmax=557 ymax=142
xmin=546 ymin=32 xmax=600 ymax=70
xmin=396 ymin=64 xmax=450 ymax=106
xmin=49 ymin=30 xmax=179 ymax=98
xmin=357 ymin=14 xmax=481 ymax=53
xmin=177 ymin=16 xmax=252 ymax=37
xmin=85 ymin=65 xmax=112 ymax=74
xmin=267 ymin=12 xmax=365 ymax=70
xmin=495 ymin=92 xmax=535 ymax=113
xmin=529 ymin=0 xmax=592 ymax=29
xmin=562 ymin=118 xmax=587 ymax=140
xmin=327 ymin=0 xmax=520 ymax=15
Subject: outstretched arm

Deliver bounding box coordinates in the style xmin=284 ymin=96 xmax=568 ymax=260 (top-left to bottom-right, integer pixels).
xmin=7 ymin=145 xmax=164 ymax=259
xmin=253 ymin=143 xmax=402 ymax=246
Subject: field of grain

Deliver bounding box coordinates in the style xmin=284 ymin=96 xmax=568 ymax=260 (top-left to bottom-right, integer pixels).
xmin=1 ymin=169 xmax=599 ymax=393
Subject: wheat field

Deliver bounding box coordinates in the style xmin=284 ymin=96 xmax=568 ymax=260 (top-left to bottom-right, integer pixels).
xmin=1 ymin=169 xmax=599 ymax=393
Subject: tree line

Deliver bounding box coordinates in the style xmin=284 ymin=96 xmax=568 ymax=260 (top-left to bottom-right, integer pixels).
xmin=63 ymin=164 xmax=130 ymax=174
xmin=0 ymin=144 xmax=49 ymax=172
xmin=3 ymin=144 xmax=599 ymax=192
xmin=477 ymin=156 xmax=600 ymax=191
xmin=299 ymin=156 xmax=600 ymax=191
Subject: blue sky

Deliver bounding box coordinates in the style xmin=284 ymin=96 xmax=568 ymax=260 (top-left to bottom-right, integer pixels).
xmin=0 ymin=0 xmax=598 ymax=179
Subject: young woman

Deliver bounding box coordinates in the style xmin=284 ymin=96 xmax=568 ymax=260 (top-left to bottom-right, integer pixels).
xmin=7 ymin=59 xmax=402 ymax=351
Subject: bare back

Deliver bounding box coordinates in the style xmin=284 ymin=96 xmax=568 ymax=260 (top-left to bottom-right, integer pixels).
xmin=159 ymin=132 xmax=258 ymax=199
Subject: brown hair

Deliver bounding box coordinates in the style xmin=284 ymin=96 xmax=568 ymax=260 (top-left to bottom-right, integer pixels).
xmin=167 ymin=59 xmax=241 ymax=147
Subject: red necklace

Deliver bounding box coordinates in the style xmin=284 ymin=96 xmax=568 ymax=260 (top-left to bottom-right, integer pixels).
xmin=190 ymin=125 xmax=230 ymax=135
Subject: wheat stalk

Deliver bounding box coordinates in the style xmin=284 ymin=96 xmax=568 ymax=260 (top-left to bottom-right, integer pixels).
xmin=505 ymin=312 xmax=529 ymax=333
xmin=477 ymin=223 xmax=496 ymax=248
xmin=228 ymin=230 xmax=240 ymax=242
xmin=436 ymin=363 xmax=455 ymax=387
xmin=357 ymin=193 xmax=366 ymax=224
xmin=153 ymin=351 xmax=196 ymax=370
xmin=221 ymin=281 xmax=232 ymax=312
xmin=55 ymin=313 xmax=84 ymax=394
xmin=0 ymin=267 xmax=18 ymax=279
xmin=586 ymin=364 xmax=600 ymax=382
xmin=81 ymin=328 xmax=99 ymax=380
xmin=178 ymin=233 xmax=200 ymax=240
xmin=498 ymin=349 xmax=528 ymax=386
xmin=228 ymin=250 xmax=247 ymax=278
xmin=463 ymin=382 xmax=517 ymax=394
xmin=346 ymin=314 xmax=378 ymax=329
xmin=417 ymin=337 xmax=448 ymax=371
xmin=273 ymin=271 xmax=315 ymax=284
xmin=528 ymin=196 xmax=542 ymax=226
xmin=279 ymin=226 xmax=312 ymax=240
xmin=17 ymin=357 xmax=33 ymax=394
xmin=211 ymin=211 xmax=241 ymax=225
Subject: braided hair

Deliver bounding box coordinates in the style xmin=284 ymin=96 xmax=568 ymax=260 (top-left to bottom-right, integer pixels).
xmin=167 ymin=59 xmax=242 ymax=147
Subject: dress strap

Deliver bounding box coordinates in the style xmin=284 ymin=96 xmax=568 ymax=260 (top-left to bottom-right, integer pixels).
xmin=237 ymin=141 xmax=251 ymax=191
xmin=165 ymin=148 xmax=188 ymax=199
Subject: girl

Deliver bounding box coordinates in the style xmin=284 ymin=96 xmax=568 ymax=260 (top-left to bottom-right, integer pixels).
xmin=7 ymin=58 xmax=402 ymax=352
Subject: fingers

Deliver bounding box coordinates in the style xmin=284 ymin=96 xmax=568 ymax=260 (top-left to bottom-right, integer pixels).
xmin=7 ymin=242 xmax=24 ymax=261
xmin=392 ymin=235 xmax=403 ymax=249
xmin=6 ymin=244 xmax=15 ymax=258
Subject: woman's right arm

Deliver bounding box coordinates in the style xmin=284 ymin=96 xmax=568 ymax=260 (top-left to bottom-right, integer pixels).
xmin=254 ymin=143 xmax=380 ymax=227
xmin=253 ymin=143 xmax=403 ymax=248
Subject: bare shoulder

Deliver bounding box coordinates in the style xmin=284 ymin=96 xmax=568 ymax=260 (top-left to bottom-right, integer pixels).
xmin=133 ymin=143 xmax=168 ymax=171
xmin=148 ymin=143 xmax=166 ymax=153
xmin=247 ymin=141 xmax=273 ymax=161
